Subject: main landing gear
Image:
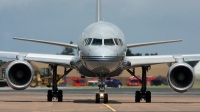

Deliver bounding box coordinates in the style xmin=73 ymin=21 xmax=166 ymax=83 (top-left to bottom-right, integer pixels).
xmin=127 ymin=66 xmax=151 ymax=103
xmin=95 ymin=76 xmax=108 ymax=103
xmin=47 ymin=65 xmax=72 ymax=102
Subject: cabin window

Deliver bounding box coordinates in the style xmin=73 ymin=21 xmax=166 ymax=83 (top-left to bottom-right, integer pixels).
xmin=91 ymin=38 xmax=102 ymax=45
xmin=84 ymin=38 xmax=92 ymax=46
xmin=104 ymin=39 xmax=115 ymax=45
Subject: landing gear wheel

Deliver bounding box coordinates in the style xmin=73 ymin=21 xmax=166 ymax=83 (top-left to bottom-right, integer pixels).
xmin=47 ymin=90 xmax=52 ymax=102
xmin=104 ymin=93 xmax=108 ymax=103
xmin=96 ymin=93 xmax=100 ymax=103
xmin=58 ymin=90 xmax=63 ymax=102
xmin=135 ymin=91 xmax=140 ymax=102
xmin=146 ymin=91 xmax=151 ymax=103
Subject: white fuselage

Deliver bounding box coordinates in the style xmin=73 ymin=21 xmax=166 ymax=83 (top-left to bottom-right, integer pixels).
xmin=77 ymin=22 xmax=126 ymax=76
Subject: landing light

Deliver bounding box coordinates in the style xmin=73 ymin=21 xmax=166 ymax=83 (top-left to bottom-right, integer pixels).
xmin=100 ymin=93 xmax=104 ymax=97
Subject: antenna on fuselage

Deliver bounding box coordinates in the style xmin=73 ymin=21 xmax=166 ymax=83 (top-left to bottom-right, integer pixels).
xmin=96 ymin=0 xmax=101 ymax=22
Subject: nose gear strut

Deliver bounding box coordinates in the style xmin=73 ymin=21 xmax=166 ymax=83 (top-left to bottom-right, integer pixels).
xmin=95 ymin=75 xmax=108 ymax=103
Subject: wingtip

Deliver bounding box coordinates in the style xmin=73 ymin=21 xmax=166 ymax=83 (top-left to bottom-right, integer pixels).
xmin=13 ymin=37 xmax=19 ymax=40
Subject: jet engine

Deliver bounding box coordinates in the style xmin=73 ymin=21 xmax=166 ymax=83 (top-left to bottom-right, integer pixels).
xmin=167 ymin=63 xmax=195 ymax=93
xmin=6 ymin=60 xmax=34 ymax=90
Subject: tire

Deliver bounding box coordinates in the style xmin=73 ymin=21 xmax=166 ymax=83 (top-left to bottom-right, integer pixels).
xmin=58 ymin=90 xmax=63 ymax=102
xmin=104 ymin=93 xmax=108 ymax=103
xmin=146 ymin=91 xmax=151 ymax=103
xmin=96 ymin=93 xmax=100 ymax=103
xmin=47 ymin=90 xmax=52 ymax=102
xmin=135 ymin=91 xmax=140 ymax=102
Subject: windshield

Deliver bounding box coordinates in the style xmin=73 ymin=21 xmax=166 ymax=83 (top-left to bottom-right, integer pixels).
xmin=84 ymin=38 xmax=92 ymax=46
xmin=114 ymin=38 xmax=122 ymax=46
xmin=91 ymin=38 xmax=102 ymax=45
xmin=104 ymin=39 xmax=115 ymax=45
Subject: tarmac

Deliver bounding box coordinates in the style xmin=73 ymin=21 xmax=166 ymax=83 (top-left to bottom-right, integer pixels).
xmin=0 ymin=87 xmax=200 ymax=112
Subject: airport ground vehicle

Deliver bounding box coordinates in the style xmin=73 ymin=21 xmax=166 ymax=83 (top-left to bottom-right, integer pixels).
xmin=105 ymin=79 xmax=122 ymax=88
xmin=0 ymin=68 xmax=8 ymax=87
xmin=126 ymin=76 xmax=142 ymax=86
xmin=126 ymin=76 xmax=157 ymax=86
xmin=30 ymin=68 xmax=65 ymax=87
xmin=151 ymin=76 xmax=168 ymax=86
xmin=87 ymin=78 xmax=98 ymax=86
xmin=66 ymin=77 xmax=86 ymax=86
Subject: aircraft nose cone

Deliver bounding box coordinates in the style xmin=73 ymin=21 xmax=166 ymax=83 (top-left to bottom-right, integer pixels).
xmin=91 ymin=47 xmax=116 ymax=56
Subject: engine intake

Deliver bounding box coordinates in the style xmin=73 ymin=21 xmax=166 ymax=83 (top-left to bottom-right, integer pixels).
xmin=6 ymin=60 xmax=34 ymax=90
xmin=167 ymin=63 xmax=195 ymax=93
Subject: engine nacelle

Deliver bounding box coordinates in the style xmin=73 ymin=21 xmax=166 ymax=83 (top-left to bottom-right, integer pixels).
xmin=6 ymin=60 xmax=34 ymax=90
xmin=167 ymin=63 xmax=195 ymax=93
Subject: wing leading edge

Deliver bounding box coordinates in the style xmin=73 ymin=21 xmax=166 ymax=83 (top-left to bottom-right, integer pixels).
xmin=127 ymin=39 xmax=182 ymax=48
xmin=13 ymin=37 xmax=78 ymax=49
xmin=0 ymin=51 xmax=76 ymax=66
xmin=124 ymin=54 xmax=200 ymax=68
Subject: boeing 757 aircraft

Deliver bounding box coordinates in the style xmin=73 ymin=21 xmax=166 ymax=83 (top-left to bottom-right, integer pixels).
xmin=0 ymin=0 xmax=200 ymax=103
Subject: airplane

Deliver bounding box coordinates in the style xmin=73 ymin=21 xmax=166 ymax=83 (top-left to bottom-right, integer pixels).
xmin=0 ymin=0 xmax=199 ymax=103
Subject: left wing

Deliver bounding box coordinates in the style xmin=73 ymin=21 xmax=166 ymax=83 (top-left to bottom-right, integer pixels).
xmin=124 ymin=54 xmax=200 ymax=68
xmin=0 ymin=51 xmax=76 ymax=66
xmin=127 ymin=39 xmax=182 ymax=48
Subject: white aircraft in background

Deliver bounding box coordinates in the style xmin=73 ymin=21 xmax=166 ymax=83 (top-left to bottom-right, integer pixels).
xmin=0 ymin=0 xmax=199 ymax=103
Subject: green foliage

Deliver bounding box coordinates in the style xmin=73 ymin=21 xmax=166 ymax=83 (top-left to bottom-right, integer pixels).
xmin=126 ymin=49 xmax=158 ymax=56
xmin=0 ymin=60 xmax=7 ymax=67
xmin=186 ymin=61 xmax=199 ymax=67
xmin=126 ymin=49 xmax=134 ymax=56
xmin=60 ymin=41 xmax=74 ymax=55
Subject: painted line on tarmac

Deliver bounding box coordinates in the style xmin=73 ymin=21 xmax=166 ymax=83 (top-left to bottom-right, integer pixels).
xmin=87 ymin=96 xmax=117 ymax=112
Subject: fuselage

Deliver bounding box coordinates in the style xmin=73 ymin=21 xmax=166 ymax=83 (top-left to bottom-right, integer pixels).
xmin=77 ymin=21 xmax=126 ymax=76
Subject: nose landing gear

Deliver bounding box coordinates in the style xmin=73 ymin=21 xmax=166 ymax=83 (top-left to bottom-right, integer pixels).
xmin=95 ymin=76 xmax=108 ymax=103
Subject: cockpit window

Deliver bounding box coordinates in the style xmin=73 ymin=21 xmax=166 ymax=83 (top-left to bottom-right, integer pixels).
xmin=114 ymin=38 xmax=121 ymax=46
xmin=91 ymin=38 xmax=102 ymax=45
xmin=83 ymin=38 xmax=92 ymax=46
xmin=119 ymin=39 xmax=123 ymax=46
xmin=104 ymin=39 xmax=115 ymax=45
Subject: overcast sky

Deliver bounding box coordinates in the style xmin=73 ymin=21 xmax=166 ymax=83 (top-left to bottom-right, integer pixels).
xmin=0 ymin=0 xmax=200 ymax=56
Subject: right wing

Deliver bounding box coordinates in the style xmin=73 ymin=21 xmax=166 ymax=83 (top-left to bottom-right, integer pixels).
xmin=13 ymin=37 xmax=78 ymax=49
xmin=0 ymin=51 xmax=77 ymax=67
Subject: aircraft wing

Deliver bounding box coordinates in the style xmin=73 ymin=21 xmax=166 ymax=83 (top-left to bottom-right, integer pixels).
xmin=0 ymin=51 xmax=77 ymax=67
xmin=124 ymin=54 xmax=200 ymax=68
xmin=127 ymin=39 xmax=182 ymax=48
xmin=13 ymin=37 xmax=78 ymax=49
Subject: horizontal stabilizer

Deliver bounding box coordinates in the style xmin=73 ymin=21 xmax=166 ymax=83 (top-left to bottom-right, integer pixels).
xmin=127 ymin=39 xmax=182 ymax=48
xmin=13 ymin=37 xmax=77 ymax=49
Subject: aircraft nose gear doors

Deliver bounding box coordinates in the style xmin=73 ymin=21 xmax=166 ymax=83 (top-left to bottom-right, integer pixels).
xmin=95 ymin=76 xmax=108 ymax=103
xmin=127 ymin=66 xmax=151 ymax=103
xmin=47 ymin=65 xmax=72 ymax=102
